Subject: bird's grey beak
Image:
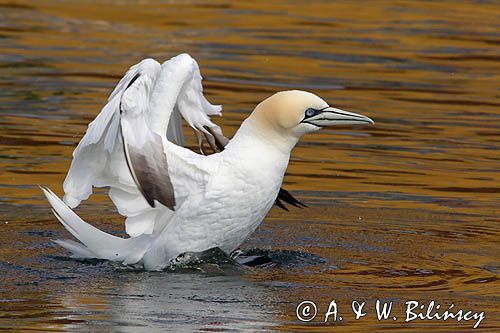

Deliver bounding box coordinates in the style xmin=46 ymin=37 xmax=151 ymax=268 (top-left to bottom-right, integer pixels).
xmin=302 ymin=107 xmax=374 ymax=127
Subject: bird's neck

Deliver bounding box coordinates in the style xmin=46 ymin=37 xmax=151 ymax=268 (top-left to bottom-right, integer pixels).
xmin=228 ymin=117 xmax=300 ymax=155
xmin=219 ymin=118 xmax=298 ymax=180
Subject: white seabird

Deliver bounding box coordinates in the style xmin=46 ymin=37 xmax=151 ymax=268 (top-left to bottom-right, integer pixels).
xmin=42 ymin=53 xmax=373 ymax=271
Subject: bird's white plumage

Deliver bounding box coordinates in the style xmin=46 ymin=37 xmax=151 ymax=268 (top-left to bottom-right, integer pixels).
xmin=45 ymin=53 xmax=374 ymax=271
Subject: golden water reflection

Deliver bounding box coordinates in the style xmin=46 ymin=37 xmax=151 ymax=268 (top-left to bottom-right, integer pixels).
xmin=0 ymin=0 xmax=498 ymax=331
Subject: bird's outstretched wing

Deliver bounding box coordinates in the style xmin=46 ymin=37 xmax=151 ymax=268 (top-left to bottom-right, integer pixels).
xmin=63 ymin=58 xmax=161 ymax=208
xmin=63 ymin=54 xmax=222 ymax=236
xmin=119 ymin=77 xmax=177 ymax=210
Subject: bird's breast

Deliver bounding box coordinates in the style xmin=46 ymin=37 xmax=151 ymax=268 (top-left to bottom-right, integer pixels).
xmin=164 ymin=138 xmax=291 ymax=254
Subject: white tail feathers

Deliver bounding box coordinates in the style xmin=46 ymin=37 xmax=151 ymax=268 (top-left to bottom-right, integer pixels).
xmin=53 ymin=239 xmax=95 ymax=258
xmin=41 ymin=186 xmax=151 ymax=265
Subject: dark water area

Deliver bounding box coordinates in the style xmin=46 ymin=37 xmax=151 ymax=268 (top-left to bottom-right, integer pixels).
xmin=0 ymin=0 xmax=499 ymax=331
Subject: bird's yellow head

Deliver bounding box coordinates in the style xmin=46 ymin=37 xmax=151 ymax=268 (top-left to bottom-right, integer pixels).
xmin=249 ymin=90 xmax=373 ymax=139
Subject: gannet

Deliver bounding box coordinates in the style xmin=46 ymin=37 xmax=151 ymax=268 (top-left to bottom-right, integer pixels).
xmin=42 ymin=53 xmax=373 ymax=271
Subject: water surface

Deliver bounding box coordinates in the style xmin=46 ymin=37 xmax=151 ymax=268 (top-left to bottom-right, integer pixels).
xmin=0 ymin=1 xmax=499 ymax=331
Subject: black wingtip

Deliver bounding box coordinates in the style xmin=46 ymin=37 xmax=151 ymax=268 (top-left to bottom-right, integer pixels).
xmin=275 ymin=188 xmax=307 ymax=211
xmin=274 ymin=197 xmax=289 ymax=212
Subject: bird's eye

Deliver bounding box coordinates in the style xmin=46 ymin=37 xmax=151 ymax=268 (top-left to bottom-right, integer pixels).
xmin=305 ymin=108 xmax=316 ymax=117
